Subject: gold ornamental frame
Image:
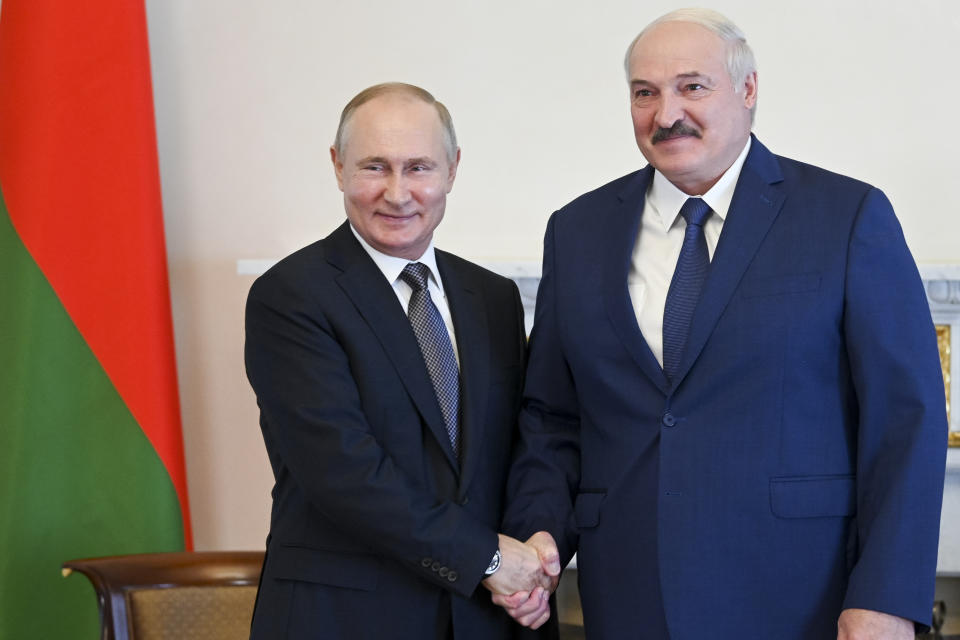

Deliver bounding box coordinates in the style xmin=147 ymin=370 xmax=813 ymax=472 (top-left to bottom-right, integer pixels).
xmin=938 ymin=324 xmax=957 ymax=446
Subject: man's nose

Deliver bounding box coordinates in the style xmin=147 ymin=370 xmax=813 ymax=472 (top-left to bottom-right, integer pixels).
xmin=383 ymin=173 xmax=411 ymax=206
xmin=654 ymin=93 xmax=684 ymax=129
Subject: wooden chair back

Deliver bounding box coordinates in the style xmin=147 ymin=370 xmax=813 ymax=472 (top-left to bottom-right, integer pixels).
xmin=62 ymin=551 xmax=263 ymax=640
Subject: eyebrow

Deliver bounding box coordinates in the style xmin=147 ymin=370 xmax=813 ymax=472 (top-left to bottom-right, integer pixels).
xmin=354 ymin=156 xmax=438 ymax=167
xmin=631 ymin=71 xmax=714 ymax=86
xmin=355 ymin=156 xmax=389 ymax=165
xmin=404 ymin=157 xmax=438 ymax=167
xmin=677 ymin=71 xmax=714 ymax=84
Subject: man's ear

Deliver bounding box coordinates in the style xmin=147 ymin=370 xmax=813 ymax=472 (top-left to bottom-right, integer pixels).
xmin=742 ymin=71 xmax=758 ymax=110
xmin=446 ymin=147 xmax=461 ymax=193
xmin=330 ymin=146 xmax=345 ymax=191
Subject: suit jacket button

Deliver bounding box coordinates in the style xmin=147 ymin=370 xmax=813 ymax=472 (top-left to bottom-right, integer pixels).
xmin=662 ymin=412 xmax=676 ymax=427
xmin=431 ymin=561 xmax=442 ymax=572
xmin=421 ymin=558 xmax=432 ymax=568
xmin=447 ymin=571 xmax=458 ymax=582
xmin=459 ymin=496 xmax=469 ymax=506
xmin=439 ymin=567 xmax=449 ymax=577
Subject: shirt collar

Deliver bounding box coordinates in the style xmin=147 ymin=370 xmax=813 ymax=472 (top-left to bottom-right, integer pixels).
xmin=647 ymin=137 xmax=752 ymax=232
xmin=349 ymin=224 xmax=444 ymax=292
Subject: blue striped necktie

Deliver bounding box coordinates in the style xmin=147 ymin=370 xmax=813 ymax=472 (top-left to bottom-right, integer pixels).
xmin=662 ymin=197 xmax=712 ymax=384
xmin=399 ymin=262 xmax=461 ymax=457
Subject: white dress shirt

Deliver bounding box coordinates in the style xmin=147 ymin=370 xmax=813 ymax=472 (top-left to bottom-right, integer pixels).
xmin=350 ymin=225 xmax=460 ymax=364
xmin=628 ymin=138 xmax=751 ymax=367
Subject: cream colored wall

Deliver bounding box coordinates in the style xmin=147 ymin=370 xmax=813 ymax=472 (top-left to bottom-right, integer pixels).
xmin=144 ymin=0 xmax=960 ymax=550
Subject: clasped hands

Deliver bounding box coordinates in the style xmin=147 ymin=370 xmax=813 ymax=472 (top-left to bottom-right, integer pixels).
xmin=481 ymin=531 xmax=561 ymax=630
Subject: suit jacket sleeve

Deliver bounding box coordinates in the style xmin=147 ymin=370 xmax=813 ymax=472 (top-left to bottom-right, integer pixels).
xmin=503 ymin=212 xmax=582 ymax=564
xmin=840 ymin=187 xmax=947 ymax=626
xmin=245 ymin=267 xmax=497 ymax=598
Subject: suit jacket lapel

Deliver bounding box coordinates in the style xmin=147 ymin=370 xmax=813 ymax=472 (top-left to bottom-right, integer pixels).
xmin=603 ymin=167 xmax=670 ymax=394
xmin=327 ymin=223 xmax=460 ymax=473
xmin=436 ymin=252 xmax=488 ymax=491
xmin=672 ymin=137 xmax=786 ymax=387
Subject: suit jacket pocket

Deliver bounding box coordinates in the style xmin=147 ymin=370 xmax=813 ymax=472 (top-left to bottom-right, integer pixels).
xmin=270 ymin=545 xmax=380 ymax=591
xmin=741 ymin=272 xmax=821 ymax=298
xmin=769 ymin=475 xmax=856 ymax=518
xmin=574 ymin=490 xmax=606 ymax=529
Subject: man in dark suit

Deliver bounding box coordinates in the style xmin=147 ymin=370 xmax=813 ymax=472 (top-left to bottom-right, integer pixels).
xmin=498 ymin=9 xmax=947 ymax=639
xmin=245 ymin=83 xmax=559 ymax=639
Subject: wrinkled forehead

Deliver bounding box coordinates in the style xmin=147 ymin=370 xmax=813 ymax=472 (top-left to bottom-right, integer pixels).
xmin=628 ymin=21 xmax=729 ymax=81
xmin=350 ymin=94 xmax=440 ymax=132
xmin=342 ymin=93 xmax=453 ymax=163
xmin=346 ymin=96 xmax=443 ymax=144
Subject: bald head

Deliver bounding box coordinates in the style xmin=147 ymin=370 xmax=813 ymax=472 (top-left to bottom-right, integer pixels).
xmin=334 ymin=83 xmax=458 ymax=164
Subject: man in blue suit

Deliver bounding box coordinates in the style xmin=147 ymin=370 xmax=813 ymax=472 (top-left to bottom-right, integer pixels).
xmin=499 ymin=9 xmax=947 ymax=639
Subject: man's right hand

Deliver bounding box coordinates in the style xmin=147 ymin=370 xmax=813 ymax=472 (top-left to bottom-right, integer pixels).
xmin=486 ymin=531 xmax=561 ymax=629
xmin=481 ymin=533 xmax=552 ymax=595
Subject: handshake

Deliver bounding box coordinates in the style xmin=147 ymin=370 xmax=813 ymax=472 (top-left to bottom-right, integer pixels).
xmin=481 ymin=531 xmax=561 ymax=630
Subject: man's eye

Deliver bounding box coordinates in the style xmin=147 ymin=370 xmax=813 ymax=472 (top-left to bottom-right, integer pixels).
xmin=634 ymin=89 xmax=653 ymax=98
xmin=363 ymin=165 xmax=384 ymax=171
xmin=684 ymin=83 xmax=705 ymax=92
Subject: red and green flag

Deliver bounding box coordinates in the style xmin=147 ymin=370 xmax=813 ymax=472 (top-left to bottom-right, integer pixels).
xmin=0 ymin=1 xmax=192 ymax=637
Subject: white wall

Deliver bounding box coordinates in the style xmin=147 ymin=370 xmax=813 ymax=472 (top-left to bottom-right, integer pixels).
xmin=143 ymin=0 xmax=960 ymax=550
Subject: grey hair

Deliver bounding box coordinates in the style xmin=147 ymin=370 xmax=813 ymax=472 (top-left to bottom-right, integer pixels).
xmin=624 ymin=8 xmax=757 ymax=119
xmin=333 ymin=82 xmax=458 ymax=164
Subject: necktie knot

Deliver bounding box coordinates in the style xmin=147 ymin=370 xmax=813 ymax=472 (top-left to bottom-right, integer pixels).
xmin=400 ymin=262 xmax=430 ymax=291
xmin=679 ymin=197 xmax=712 ymax=228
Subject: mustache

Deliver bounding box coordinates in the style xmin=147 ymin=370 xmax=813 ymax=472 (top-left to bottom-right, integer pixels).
xmin=651 ymin=121 xmax=702 ymax=144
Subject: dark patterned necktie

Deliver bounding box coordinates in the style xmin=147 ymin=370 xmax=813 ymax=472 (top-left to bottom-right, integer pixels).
xmin=399 ymin=262 xmax=461 ymax=457
xmin=662 ymin=198 xmax=712 ymax=384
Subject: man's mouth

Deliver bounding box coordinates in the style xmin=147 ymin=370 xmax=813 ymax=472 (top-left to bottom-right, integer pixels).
xmin=377 ymin=211 xmax=416 ymax=220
